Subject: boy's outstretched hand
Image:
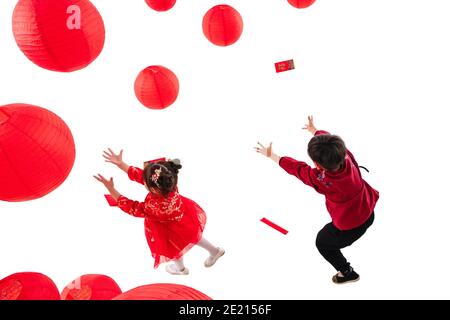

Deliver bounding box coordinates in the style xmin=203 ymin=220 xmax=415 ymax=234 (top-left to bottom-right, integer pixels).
xmin=302 ymin=115 xmax=317 ymax=135
xmin=255 ymin=142 xmax=272 ymax=157
xmin=255 ymin=142 xmax=281 ymax=164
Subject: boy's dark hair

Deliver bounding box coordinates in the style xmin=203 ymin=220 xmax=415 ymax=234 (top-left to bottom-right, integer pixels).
xmin=143 ymin=159 xmax=182 ymax=196
xmin=307 ymin=135 xmax=347 ymax=171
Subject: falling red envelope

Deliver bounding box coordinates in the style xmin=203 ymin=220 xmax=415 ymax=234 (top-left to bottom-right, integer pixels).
xmin=261 ymin=217 xmax=289 ymax=235
xmin=275 ymin=59 xmax=295 ymax=73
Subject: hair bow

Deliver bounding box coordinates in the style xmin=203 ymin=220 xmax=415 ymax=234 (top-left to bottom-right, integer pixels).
xmin=151 ymin=168 xmax=162 ymax=185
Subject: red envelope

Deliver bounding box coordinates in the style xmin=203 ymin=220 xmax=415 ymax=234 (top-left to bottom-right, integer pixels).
xmin=261 ymin=217 xmax=289 ymax=235
xmin=104 ymin=194 xmax=117 ymax=207
xmin=275 ymin=59 xmax=295 ymax=73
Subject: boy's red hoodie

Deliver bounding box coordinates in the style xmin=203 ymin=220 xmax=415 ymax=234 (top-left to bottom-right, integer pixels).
xmin=279 ymin=130 xmax=379 ymax=230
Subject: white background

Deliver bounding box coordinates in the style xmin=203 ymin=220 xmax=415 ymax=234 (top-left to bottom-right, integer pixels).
xmin=1 ymin=0 xmax=450 ymax=299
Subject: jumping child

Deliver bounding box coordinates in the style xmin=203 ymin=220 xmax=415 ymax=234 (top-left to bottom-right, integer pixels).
xmin=255 ymin=116 xmax=379 ymax=284
xmin=94 ymin=149 xmax=225 ymax=275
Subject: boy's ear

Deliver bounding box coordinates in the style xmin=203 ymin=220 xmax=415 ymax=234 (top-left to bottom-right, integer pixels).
xmin=313 ymin=162 xmax=323 ymax=170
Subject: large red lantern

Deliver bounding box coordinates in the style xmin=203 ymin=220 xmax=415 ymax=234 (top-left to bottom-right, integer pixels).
xmin=134 ymin=65 xmax=180 ymax=110
xmin=113 ymin=283 xmax=211 ymax=300
xmin=145 ymin=0 xmax=176 ymax=12
xmin=0 ymin=104 xmax=76 ymax=202
xmin=287 ymin=0 xmax=316 ymax=9
xmin=12 ymin=0 xmax=105 ymax=72
xmin=61 ymin=274 xmax=122 ymax=300
xmin=0 ymin=272 xmax=60 ymax=300
xmin=202 ymin=5 xmax=243 ymax=46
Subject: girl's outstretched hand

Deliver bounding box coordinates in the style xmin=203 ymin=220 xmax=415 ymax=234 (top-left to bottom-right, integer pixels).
xmin=103 ymin=148 xmax=124 ymax=166
xmin=255 ymin=142 xmax=273 ymax=157
xmin=302 ymin=115 xmax=317 ymax=135
xmin=93 ymin=174 xmax=114 ymax=189
xmin=94 ymin=174 xmax=122 ymax=200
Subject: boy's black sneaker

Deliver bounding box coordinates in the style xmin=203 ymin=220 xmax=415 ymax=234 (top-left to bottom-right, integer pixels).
xmin=332 ymin=267 xmax=360 ymax=284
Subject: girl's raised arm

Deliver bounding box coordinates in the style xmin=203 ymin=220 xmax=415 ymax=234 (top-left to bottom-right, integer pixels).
xmin=103 ymin=148 xmax=130 ymax=173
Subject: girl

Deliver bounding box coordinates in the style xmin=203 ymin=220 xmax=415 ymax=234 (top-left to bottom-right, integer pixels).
xmin=94 ymin=149 xmax=225 ymax=275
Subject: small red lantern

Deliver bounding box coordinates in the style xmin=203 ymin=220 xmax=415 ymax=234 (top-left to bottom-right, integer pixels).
xmin=0 ymin=104 xmax=76 ymax=202
xmin=0 ymin=272 xmax=60 ymax=300
xmin=12 ymin=0 xmax=105 ymax=72
xmin=61 ymin=274 xmax=122 ymax=300
xmin=202 ymin=5 xmax=244 ymax=46
xmin=134 ymin=65 xmax=180 ymax=110
xmin=145 ymin=0 xmax=176 ymax=12
xmin=287 ymin=0 xmax=316 ymax=9
xmin=114 ymin=283 xmax=211 ymax=300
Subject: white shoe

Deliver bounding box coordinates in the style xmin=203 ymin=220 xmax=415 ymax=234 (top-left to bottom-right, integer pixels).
xmin=204 ymin=247 xmax=225 ymax=268
xmin=165 ymin=263 xmax=189 ymax=275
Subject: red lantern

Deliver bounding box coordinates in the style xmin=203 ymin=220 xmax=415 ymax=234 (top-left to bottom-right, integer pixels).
xmin=287 ymin=0 xmax=316 ymax=9
xmin=0 ymin=104 xmax=76 ymax=202
xmin=0 ymin=272 xmax=60 ymax=300
xmin=202 ymin=5 xmax=243 ymax=46
xmin=145 ymin=0 xmax=176 ymax=12
xmin=61 ymin=274 xmax=122 ymax=300
xmin=12 ymin=0 xmax=105 ymax=72
xmin=113 ymin=283 xmax=211 ymax=300
xmin=134 ymin=66 xmax=179 ymax=110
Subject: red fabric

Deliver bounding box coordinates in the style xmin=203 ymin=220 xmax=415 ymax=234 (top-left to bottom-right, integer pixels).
xmin=0 ymin=104 xmax=76 ymax=202
xmin=202 ymin=5 xmax=244 ymax=46
xmin=134 ymin=66 xmax=179 ymax=109
xmin=0 ymin=272 xmax=60 ymax=300
xmin=144 ymin=157 xmax=166 ymax=167
xmin=279 ymin=130 xmax=379 ymax=230
xmin=117 ymin=166 xmax=206 ymax=268
xmin=12 ymin=0 xmax=105 ymax=72
xmin=61 ymin=274 xmax=122 ymax=300
xmin=113 ymin=283 xmax=211 ymax=300
xmin=145 ymin=0 xmax=176 ymax=12
xmin=287 ymin=0 xmax=316 ymax=9
xmin=104 ymin=194 xmax=118 ymax=206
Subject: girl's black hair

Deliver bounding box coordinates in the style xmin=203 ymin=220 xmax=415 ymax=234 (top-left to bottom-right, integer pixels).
xmin=143 ymin=159 xmax=182 ymax=196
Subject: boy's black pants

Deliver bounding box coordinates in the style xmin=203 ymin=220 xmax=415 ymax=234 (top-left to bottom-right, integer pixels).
xmin=316 ymin=212 xmax=374 ymax=273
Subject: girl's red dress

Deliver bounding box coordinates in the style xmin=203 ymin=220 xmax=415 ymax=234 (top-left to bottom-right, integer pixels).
xmin=117 ymin=166 xmax=206 ymax=268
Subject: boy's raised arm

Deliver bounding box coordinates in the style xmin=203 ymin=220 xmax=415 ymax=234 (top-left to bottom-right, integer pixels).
xmin=279 ymin=157 xmax=317 ymax=189
xmin=303 ymin=115 xmax=330 ymax=136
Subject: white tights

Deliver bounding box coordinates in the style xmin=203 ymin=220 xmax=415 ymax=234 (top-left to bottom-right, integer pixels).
xmin=173 ymin=236 xmax=219 ymax=270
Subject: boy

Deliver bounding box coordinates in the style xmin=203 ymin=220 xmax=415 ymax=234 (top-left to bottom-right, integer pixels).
xmin=255 ymin=116 xmax=379 ymax=284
